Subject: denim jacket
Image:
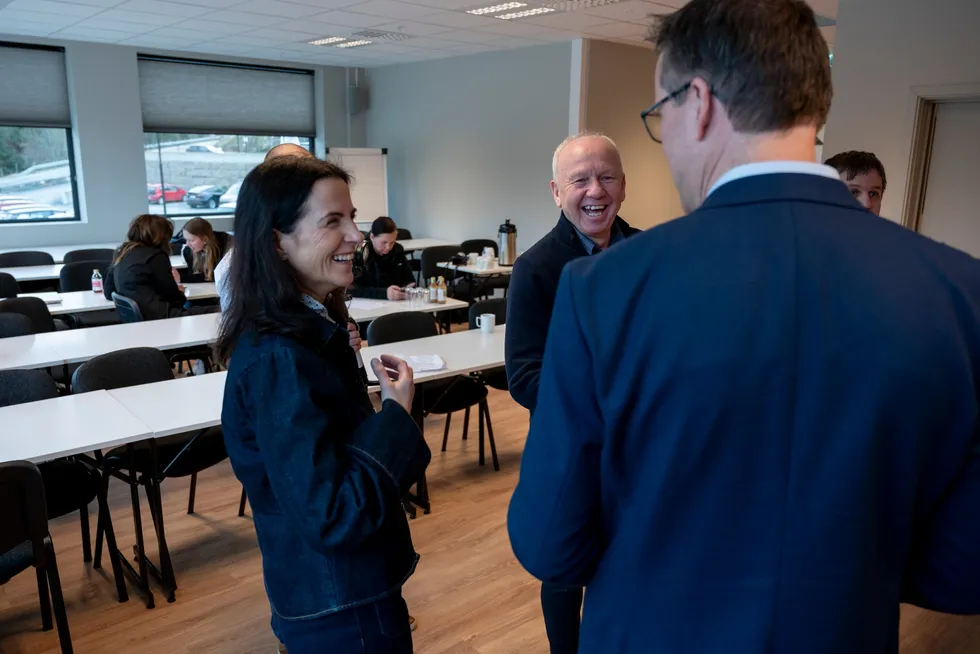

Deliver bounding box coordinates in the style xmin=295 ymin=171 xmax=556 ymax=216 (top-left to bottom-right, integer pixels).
xmin=221 ymin=309 xmax=430 ymax=620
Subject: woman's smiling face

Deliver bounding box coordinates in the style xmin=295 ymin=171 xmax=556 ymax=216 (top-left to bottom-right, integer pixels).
xmin=276 ymin=177 xmax=362 ymax=299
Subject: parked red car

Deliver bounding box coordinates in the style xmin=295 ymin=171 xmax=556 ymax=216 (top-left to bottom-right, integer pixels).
xmin=147 ymin=184 xmax=186 ymax=204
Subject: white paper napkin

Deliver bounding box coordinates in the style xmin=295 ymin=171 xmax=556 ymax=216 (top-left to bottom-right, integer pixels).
xmin=392 ymin=354 xmax=446 ymax=372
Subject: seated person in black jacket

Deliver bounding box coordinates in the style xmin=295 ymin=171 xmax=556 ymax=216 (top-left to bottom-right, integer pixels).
xmin=104 ymin=214 xmax=217 ymax=320
xmin=181 ymin=217 xmax=233 ymax=283
xmin=349 ymin=216 xmax=415 ymax=300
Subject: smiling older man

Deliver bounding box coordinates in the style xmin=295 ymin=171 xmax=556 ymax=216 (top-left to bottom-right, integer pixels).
xmin=504 ymin=132 xmax=639 ymax=654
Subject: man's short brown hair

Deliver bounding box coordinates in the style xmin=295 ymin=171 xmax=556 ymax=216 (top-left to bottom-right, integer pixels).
xmin=650 ymin=0 xmax=832 ymax=134
xmin=825 ymin=151 xmax=887 ymax=190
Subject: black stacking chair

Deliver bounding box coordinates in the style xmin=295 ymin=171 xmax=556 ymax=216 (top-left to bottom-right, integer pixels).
xmin=58 ymin=264 xmax=119 ymax=328
xmin=62 ymin=249 xmax=113 ymax=265
xmin=0 ymin=251 xmax=54 ymax=267
xmin=398 ymin=229 xmax=421 ymax=280
xmin=0 ymin=272 xmax=19 ymax=299
xmin=0 ymin=461 xmax=73 ymax=653
xmin=110 ymin=292 xmax=142 ymax=323
xmin=0 ymin=297 xmax=68 ymax=333
xmin=72 ymin=347 xmax=229 ymax=606
xmin=0 ymin=313 xmax=33 ymax=338
xmin=397 ymin=228 xmax=413 ymax=240
xmin=468 ymin=299 xmax=508 ymax=392
xmin=0 ymin=370 xmax=127 ymax=606
xmin=368 ymin=312 xmax=499 ymax=470
xmin=460 ymin=239 xmax=509 ymax=297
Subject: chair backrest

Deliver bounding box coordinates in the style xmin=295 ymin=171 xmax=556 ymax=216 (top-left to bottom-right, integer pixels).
xmin=0 ymin=297 xmax=57 ymax=334
xmin=71 ymin=347 xmax=174 ymax=392
xmin=0 ymin=461 xmax=51 ymax=566
xmin=461 ymin=239 xmax=497 ymax=257
xmin=397 ymin=228 xmax=413 ymax=240
xmin=420 ymin=245 xmax=462 ymax=281
xmin=111 ymin=292 xmax=143 ymax=323
xmin=63 ymin=249 xmax=114 ymax=265
xmin=0 ymin=272 xmax=18 ymax=299
xmin=367 ymin=311 xmax=438 ymax=346
xmin=0 ymin=369 xmax=60 ymax=407
xmin=60 ymin=261 xmax=105 ymax=293
xmin=468 ymin=298 xmax=508 ymax=330
xmin=0 ymin=251 xmax=54 ymax=268
xmin=0 ymin=313 xmax=34 ymax=338
xmin=170 ymin=242 xmax=183 ymax=256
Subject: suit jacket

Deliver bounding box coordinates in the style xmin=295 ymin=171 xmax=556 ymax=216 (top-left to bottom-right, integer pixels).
xmin=508 ymin=173 xmax=980 ymax=653
xmin=505 ymin=213 xmax=640 ymax=414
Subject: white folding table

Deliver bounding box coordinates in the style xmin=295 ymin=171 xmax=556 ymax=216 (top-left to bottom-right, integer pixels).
xmin=399 ymin=239 xmax=455 ymax=253
xmin=21 ymin=283 xmax=217 ymax=316
xmin=1 ymin=256 xmax=186 ymax=283
xmin=0 ymin=390 xmax=154 ymax=464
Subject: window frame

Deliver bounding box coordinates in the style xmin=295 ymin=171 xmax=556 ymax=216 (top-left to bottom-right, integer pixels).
xmin=0 ymin=124 xmax=82 ymax=225
xmin=142 ymin=132 xmax=315 ymax=219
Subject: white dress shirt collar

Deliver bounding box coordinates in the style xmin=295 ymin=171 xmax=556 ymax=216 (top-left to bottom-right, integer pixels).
xmin=707 ymin=161 xmax=841 ymax=198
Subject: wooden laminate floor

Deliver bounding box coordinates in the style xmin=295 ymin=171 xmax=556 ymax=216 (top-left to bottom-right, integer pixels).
xmin=1 ymin=388 xmax=978 ymax=653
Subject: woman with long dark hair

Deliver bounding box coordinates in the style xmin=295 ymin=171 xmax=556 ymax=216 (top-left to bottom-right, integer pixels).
xmin=350 ymin=216 xmax=415 ymax=300
xmin=104 ymin=214 xmax=216 ymax=320
xmin=216 ymin=157 xmax=429 ymax=654
xmin=180 ymin=217 xmax=232 ymax=283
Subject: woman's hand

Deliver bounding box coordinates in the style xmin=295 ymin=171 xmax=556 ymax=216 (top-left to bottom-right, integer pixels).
xmin=347 ymin=322 xmax=362 ymax=353
xmin=386 ymin=285 xmax=406 ymax=301
xmin=371 ymin=354 xmax=415 ymax=414
xmin=171 ymin=267 xmax=181 ymax=284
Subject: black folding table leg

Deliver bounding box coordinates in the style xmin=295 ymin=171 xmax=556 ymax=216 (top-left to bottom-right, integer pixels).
xmin=79 ymin=504 xmax=91 ymax=563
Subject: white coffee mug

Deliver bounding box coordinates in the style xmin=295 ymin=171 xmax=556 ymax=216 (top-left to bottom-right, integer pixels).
xmin=476 ymin=313 xmax=496 ymax=334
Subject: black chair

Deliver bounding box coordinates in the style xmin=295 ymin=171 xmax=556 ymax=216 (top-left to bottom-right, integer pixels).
xmin=0 ymin=272 xmax=19 ymax=299
xmin=460 ymin=239 xmax=509 ymax=297
xmin=0 ymin=251 xmax=54 ymax=267
xmin=0 ymin=312 xmax=32 ymax=338
xmin=58 ymin=264 xmax=120 ymax=328
xmin=0 ymin=370 xmax=128 ymax=606
xmin=72 ymin=347 xmax=230 ymax=606
xmin=0 ymin=461 xmax=73 ymax=653
xmin=62 ymin=249 xmax=114 ymax=265
xmin=170 ymin=242 xmax=183 ymax=256
xmin=468 ymin=299 xmax=508 ymax=392
xmin=420 ymin=245 xmax=462 ymax=283
xmin=397 ymin=228 xmax=413 ymax=240
xmin=367 ymin=312 xmax=499 ymax=470
xmin=0 ymin=297 xmax=68 ymax=333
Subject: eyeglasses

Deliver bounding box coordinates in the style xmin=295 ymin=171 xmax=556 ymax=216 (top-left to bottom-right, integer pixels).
xmin=640 ymin=82 xmax=692 ymax=144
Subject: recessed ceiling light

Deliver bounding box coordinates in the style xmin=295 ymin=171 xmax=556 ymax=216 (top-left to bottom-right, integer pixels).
xmin=495 ymin=6 xmax=554 ymax=19
xmin=335 ymin=39 xmax=373 ymax=48
xmin=466 ymin=2 xmax=526 ymax=15
xmin=308 ymin=36 xmax=347 ymax=45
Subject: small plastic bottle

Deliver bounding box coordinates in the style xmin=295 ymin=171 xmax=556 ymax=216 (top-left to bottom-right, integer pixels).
xmin=91 ymin=268 xmax=103 ymax=293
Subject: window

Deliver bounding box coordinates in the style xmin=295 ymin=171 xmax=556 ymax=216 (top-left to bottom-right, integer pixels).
xmin=0 ymin=43 xmax=79 ymax=224
xmin=138 ymin=56 xmax=316 ymax=217
xmin=144 ymin=134 xmax=313 ymax=216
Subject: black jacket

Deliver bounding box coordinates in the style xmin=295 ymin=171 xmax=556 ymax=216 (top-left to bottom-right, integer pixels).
xmin=349 ymin=241 xmax=415 ymax=300
xmin=182 ymin=231 xmax=233 ymax=283
xmin=505 ymin=213 xmax=640 ymax=414
xmin=104 ymin=245 xmax=187 ymax=320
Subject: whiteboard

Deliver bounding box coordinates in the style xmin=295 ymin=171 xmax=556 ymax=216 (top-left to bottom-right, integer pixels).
xmin=326 ymin=147 xmax=389 ymax=227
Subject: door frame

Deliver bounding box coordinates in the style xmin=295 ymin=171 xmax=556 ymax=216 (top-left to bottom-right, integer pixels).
xmin=902 ymin=83 xmax=980 ymax=231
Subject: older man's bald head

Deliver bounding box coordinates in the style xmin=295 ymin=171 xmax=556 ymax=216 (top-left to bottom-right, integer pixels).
xmin=264 ymin=143 xmax=313 ymax=162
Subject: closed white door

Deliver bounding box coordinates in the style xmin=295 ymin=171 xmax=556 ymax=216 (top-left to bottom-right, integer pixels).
xmin=919 ymin=101 xmax=980 ymax=257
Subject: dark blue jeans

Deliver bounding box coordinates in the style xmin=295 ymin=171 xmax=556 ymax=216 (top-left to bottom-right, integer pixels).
xmin=272 ymin=593 xmax=414 ymax=654
xmin=541 ymin=582 xmax=583 ymax=654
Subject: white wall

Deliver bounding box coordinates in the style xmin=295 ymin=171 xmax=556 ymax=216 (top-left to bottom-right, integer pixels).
xmin=822 ymin=0 xmax=980 ymax=222
xmin=582 ymin=39 xmax=682 ymax=229
xmin=364 ymin=43 xmax=574 ymax=248
xmin=0 ymin=36 xmax=357 ymax=248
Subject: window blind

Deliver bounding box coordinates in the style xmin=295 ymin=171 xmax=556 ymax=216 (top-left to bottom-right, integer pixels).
xmin=0 ymin=43 xmax=70 ymax=128
xmin=138 ymin=57 xmax=316 ymax=136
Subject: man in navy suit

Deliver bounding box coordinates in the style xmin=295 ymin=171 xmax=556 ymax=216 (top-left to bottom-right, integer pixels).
xmin=508 ymin=0 xmax=980 ymax=652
